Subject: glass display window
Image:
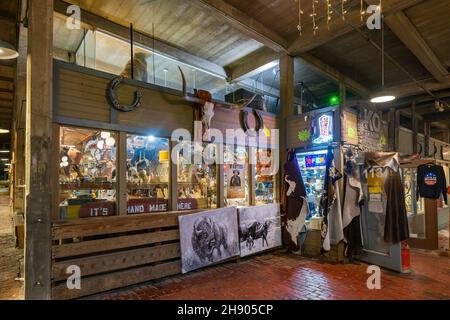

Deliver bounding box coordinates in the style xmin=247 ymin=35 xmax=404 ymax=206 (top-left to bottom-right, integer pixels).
xmin=224 ymin=145 xmax=249 ymax=207
xmin=126 ymin=135 xmax=170 ymax=214
xmin=59 ymin=126 xmax=117 ymax=219
xmin=176 ymin=142 xmax=218 ymax=211
xmin=255 ymin=148 xmax=275 ymax=205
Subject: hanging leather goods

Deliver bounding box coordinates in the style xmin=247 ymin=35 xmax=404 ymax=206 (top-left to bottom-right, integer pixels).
xmin=240 ymin=108 xmax=264 ymax=137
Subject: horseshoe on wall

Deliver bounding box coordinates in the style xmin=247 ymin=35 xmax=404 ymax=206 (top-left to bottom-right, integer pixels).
xmin=106 ymin=76 xmax=143 ymax=112
xmin=240 ymin=109 xmax=264 ymax=137
xmin=433 ymin=143 xmax=438 ymax=156
xmin=417 ymin=143 xmax=423 ymax=155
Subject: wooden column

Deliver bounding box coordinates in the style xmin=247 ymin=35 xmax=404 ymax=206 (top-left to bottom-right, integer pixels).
xmin=424 ymin=122 xmax=431 ymax=157
xmin=411 ymin=101 xmax=418 ymax=154
xmin=388 ymin=108 xmax=400 ymax=151
xmin=117 ymin=132 xmax=127 ymax=215
xmin=279 ymin=53 xmax=294 ymax=180
xmin=24 ymin=0 xmax=53 ymax=300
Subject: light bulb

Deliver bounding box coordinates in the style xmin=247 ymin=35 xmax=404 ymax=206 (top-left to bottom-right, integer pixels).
xmin=100 ymin=131 xmax=111 ymax=139
xmin=97 ymin=140 xmax=104 ymax=150
xmin=62 ymin=156 xmax=68 ymax=162
xmin=105 ymin=137 xmax=116 ymax=147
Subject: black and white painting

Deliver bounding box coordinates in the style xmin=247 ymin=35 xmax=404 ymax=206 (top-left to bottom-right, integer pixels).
xmin=238 ymin=204 xmax=282 ymax=257
xmin=179 ymin=207 xmax=240 ymax=274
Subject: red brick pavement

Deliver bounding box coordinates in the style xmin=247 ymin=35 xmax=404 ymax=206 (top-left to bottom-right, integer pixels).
xmin=88 ymin=249 xmax=450 ymax=300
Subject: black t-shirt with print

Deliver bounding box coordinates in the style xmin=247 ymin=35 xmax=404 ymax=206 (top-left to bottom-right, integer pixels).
xmin=416 ymin=164 xmax=448 ymax=203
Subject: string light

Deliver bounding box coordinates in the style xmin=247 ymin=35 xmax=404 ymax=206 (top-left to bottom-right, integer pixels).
xmin=326 ymin=0 xmax=332 ymax=29
xmin=296 ymin=0 xmax=304 ymax=36
xmin=360 ymin=0 xmax=365 ymax=22
xmin=341 ymin=0 xmax=348 ymax=20
xmin=311 ymin=0 xmax=319 ymax=35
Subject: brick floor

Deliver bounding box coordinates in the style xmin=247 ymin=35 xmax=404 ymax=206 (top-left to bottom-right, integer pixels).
xmin=88 ymin=249 xmax=450 ymax=300
xmin=0 ymin=193 xmax=24 ymax=300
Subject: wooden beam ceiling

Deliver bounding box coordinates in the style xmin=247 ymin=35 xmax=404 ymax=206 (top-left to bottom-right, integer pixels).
xmin=226 ymin=47 xmax=279 ymax=82
xmin=298 ymin=53 xmax=371 ymax=98
xmin=55 ymin=0 xmax=228 ymax=79
xmin=288 ymin=0 xmax=424 ymax=55
xmin=385 ymin=11 xmax=449 ymax=83
xmin=185 ymin=0 xmax=288 ymax=53
xmin=424 ymin=111 xmax=450 ymax=123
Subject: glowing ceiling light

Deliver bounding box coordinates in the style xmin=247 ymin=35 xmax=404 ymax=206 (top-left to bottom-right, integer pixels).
xmin=370 ymin=95 xmax=396 ymax=103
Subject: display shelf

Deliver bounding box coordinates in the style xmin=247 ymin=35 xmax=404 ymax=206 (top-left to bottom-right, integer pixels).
xmin=60 ymin=181 xmax=117 ymax=190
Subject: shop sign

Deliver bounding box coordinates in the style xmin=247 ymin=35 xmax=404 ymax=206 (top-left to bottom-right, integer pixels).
xmin=177 ymin=198 xmax=199 ymax=211
xmin=78 ymin=201 xmax=116 ymax=218
xmin=312 ymin=113 xmax=333 ymax=145
xmin=358 ymin=107 xmax=382 ymax=152
xmin=297 ymin=129 xmax=311 ymax=142
xmin=226 ymin=163 xmax=246 ymax=199
xmin=126 ymin=198 xmax=168 ymax=214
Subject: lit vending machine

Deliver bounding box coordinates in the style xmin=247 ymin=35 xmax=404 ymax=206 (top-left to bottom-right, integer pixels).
xmin=295 ymin=150 xmax=328 ymax=221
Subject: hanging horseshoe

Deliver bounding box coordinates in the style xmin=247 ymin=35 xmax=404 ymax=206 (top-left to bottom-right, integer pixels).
xmin=417 ymin=143 xmax=423 ymax=156
xmin=433 ymin=143 xmax=438 ymax=156
xmin=106 ymin=76 xmax=142 ymax=112
xmin=240 ymin=109 xmax=264 ymax=137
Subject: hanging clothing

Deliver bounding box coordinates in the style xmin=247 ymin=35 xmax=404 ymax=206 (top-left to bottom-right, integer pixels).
xmin=416 ymin=163 xmax=448 ymax=203
xmin=342 ymin=147 xmax=364 ymax=258
xmin=364 ymin=152 xmax=409 ymax=244
xmin=320 ymin=148 xmax=343 ymax=252
xmin=281 ymin=150 xmax=309 ymax=251
xmin=384 ymin=168 xmax=410 ymax=244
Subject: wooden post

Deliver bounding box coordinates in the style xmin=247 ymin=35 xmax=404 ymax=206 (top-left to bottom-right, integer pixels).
xmin=117 ymin=132 xmax=127 ymax=215
xmin=424 ymin=122 xmax=431 ymax=157
xmin=412 ymin=101 xmax=418 ymax=154
xmin=24 ymin=0 xmax=53 ymax=300
xmin=169 ymin=140 xmax=178 ymax=211
xmin=388 ymin=108 xmax=400 ymax=151
xmin=279 ymin=53 xmax=294 ymax=180
xmin=249 ymin=146 xmax=256 ymax=206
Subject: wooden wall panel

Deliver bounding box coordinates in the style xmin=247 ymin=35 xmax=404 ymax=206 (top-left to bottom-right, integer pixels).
xmin=342 ymin=109 xmax=359 ymax=146
xmin=55 ymin=62 xmax=194 ymax=136
xmin=210 ymin=107 xmax=279 ymax=148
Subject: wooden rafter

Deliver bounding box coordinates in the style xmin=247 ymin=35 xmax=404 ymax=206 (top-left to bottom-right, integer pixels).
xmin=185 ymin=0 xmax=288 ymax=53
xmin=288 ymin=0 xmax=424 ymax=55
xmin=385 ymin=11 xmax=449 ymax=83
xmin=226 ymin=47 xmax=279 ymax=82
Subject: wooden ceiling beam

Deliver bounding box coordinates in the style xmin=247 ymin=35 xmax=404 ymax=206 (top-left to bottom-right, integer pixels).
xmin=288 ymin=0 xmax=424 ymax=55
xmin=424 ymin=111 xmax=450 ymax=123
xmin=298 ymin=53 xmax=371 ymax=98
xmin=226 ymin=47 xmax=279 ymax=82
xmin=54 ymin=0 xmax=228 ymax=79
xmin=385 ymin=12 xmax=449 ymax=83
xmin=373 ymin=80 xmax=450 ymax=99
xmin=185 ymin=0 xmax=288 ymax=53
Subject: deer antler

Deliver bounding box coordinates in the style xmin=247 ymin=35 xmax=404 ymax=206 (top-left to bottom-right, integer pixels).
xmin=178 ymin=66 xmax=259 ymax=110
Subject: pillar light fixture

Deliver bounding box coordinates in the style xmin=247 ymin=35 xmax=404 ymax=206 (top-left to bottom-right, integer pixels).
xmin=0 ymin=40 xmax=19 ymax=60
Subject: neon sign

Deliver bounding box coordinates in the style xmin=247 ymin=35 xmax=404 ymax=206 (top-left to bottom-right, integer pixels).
xmin=313 ymin=114 xmax=333 ymax=144
xmin=304 ymin=154 xmax=327 ymax=168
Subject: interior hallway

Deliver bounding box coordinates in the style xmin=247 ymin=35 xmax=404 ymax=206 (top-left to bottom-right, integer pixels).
xmin=0 ymin=192 xmax=23 ymax=299
xmin=88 ymin=249 xmax=450 ymax=300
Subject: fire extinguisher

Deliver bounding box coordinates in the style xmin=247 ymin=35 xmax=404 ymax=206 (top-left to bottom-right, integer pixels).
xmin=401 ymin=241 xmax=411 ymax=273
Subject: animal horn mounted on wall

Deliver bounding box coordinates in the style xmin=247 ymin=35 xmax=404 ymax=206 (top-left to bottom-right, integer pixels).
xmin=178 ymin=66 xmax=258 ymax=110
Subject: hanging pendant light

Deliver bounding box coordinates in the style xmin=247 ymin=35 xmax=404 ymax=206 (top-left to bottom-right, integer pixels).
xmin=0 ymin=40 xmax=19 ymax=60
xmin=370 ymin=2 xmax=396 ymax=104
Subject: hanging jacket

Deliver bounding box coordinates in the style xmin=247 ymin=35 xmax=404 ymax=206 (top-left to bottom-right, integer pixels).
xmin=416 ymin=163 xmax=448 ymax=203
xmin=281 ymin=150 xmax=308 ymax=251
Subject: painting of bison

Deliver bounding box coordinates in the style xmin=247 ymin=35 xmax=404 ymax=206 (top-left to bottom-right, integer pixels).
xmin=179 ymin=207 xmax=239 ymax=273
xmin=238 ymin=204 xmax=282 ymax=257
